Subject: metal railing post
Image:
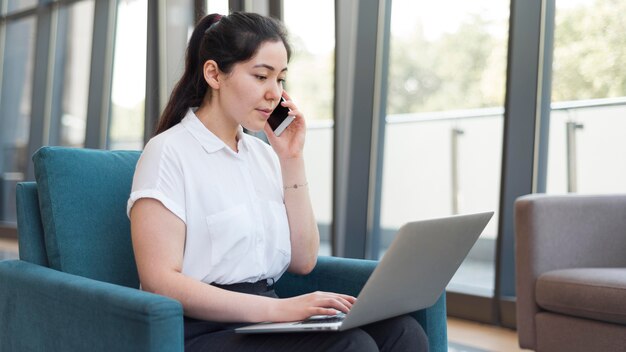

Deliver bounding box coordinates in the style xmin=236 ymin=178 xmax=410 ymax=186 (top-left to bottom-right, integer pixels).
xmin=451 ymin=127 xmax=464 ymax=214
xmin=566 ymin=121 xmax=584 ymax=193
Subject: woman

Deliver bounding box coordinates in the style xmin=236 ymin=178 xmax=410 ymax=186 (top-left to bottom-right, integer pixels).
xmin=128 ymin=12 xmax=428 ymax=351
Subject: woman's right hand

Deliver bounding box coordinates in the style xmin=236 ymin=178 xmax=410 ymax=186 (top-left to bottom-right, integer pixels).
xmin=269 ymin=291 xmax=357 ymax=322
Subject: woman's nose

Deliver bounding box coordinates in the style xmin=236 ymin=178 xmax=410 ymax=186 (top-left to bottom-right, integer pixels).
xmin=266 ymin=82 xmax=282 ymax=102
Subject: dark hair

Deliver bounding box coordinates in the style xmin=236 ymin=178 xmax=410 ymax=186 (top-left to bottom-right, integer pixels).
xmin=155 ymin=12 xmax=292 ymax=135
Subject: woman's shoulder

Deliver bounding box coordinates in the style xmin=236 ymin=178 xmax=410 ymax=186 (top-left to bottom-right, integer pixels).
xmin=138 ymin=124 xmax=193 ymax=169
xmin=144 ymin=124 xmax=189 ymax=153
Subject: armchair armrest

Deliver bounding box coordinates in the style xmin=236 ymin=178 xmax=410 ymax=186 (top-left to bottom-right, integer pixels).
xmin=275 ymin=256 xmax=448 ymax=352
xmin=0 ymin=260 xmax=183 ymax=352
xmin=514 ymin=193 xmax=626 ymax=348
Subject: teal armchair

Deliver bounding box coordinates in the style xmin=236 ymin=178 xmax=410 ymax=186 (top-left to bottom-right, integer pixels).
xmin=0 ymin=146 xmax=447 ymax=351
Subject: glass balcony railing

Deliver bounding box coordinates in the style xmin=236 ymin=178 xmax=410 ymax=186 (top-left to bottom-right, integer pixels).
xmin=304 ymin=96 xmax=626 ymax=294
xmin=302 ymin=121 xmax=333 ymax=256
xmin=381 ymin=108 xmax=503 ymax=296
xmin=547 ymin=97 xmax=626 ymax=194
xmin=2 ymin=97 xmax=625 ymax=263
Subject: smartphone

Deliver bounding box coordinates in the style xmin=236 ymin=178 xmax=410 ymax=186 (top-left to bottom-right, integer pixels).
xmin=267 ymin=97 xmax=295 ymax=136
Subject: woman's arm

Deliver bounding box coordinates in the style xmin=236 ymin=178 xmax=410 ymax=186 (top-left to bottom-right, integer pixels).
xmin=131 ymin=198 xmax=274 ymax=322
xmin=131 ymin=198 xmax=349 ymax=322
xmin=263 ymin=92 xmax=320 ymax=275
xmin=279 ymin=156 xmax=320 ymax=275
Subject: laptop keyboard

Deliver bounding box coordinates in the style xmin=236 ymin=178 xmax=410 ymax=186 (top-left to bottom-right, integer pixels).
xmin=299 ymin=313 xmax=346 ymax=325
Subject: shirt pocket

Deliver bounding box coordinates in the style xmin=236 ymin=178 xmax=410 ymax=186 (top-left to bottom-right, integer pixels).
xmin=205 ymin=203 xmax=253 ymax=267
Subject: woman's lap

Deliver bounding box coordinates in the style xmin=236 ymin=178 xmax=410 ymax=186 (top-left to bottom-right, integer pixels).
xmin=184 ymin=315 xmax=429 ymax=352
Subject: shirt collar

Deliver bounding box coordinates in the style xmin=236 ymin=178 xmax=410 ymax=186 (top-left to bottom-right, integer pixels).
xmin=181 ymin=108 xmax=246 ymax=154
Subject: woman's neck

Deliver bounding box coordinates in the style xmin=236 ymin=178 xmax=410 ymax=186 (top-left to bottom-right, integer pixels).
xmin=195 ymin=102 xmax=239 ymax=152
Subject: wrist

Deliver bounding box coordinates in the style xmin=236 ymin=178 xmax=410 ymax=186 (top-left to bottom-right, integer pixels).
xmin=279 ymin=154 xmax=304 ymax=164
xmin=264 ymin=297 xmax=280 ymax=322
xmin=284 ymin=181 xmax=308 ymax=191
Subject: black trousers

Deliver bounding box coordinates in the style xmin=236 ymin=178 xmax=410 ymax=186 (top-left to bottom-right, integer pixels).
xmin=184 ymin=282 xmax=429 ymax=352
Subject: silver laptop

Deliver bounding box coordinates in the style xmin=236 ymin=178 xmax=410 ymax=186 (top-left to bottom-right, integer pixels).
xmin=235 ymin=211 xmax=493 ymax=334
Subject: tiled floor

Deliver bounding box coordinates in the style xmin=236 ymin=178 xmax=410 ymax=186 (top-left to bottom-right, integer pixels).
xmin=448 ymin=317 xmax=531 ymax=352
xmin=449 ymin=342 xmax=490 ymax=352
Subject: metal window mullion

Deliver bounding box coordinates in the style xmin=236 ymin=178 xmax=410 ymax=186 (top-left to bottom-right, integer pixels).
xmin=84 ymin=0 xmax=117 ymax=150
xmin=157 ymin=0 xmax=167 ymax=114
xmin=494 ymin=0 xmax=555 ymax=327
xmin=333 ymin=0 xmax=386 ymax=259
xmin=268 ymin=0 xmax=282 ymax=19
xmin=25 ymin=5 xmax=54 ymax=180
xmin=48 ymin=4 xmax=69 ymax=147
xmin=366 ymin=0 xmax=391 ymax=260
xmin=193 ymin=0 xmax=206 ymax=22
xmin=144 ymin=0 xmax=160 ymax=143
xmin=228 ymin=0 xmax=244 ymax=13
xmin=0 ymin=7 xmax=7 ymax=144
xmin=534 ymin=0 xmax=555 ymax=193
xmin=332 ymin=0 xmax=356 ymax=258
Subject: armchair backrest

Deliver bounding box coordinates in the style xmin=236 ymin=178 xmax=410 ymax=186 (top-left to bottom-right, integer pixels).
xmin=18 ymin=147 xmax=142 ymax=288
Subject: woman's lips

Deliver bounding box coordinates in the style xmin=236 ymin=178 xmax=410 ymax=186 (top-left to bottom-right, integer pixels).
xmin=256 ymin=108 xmax=272 ymax=118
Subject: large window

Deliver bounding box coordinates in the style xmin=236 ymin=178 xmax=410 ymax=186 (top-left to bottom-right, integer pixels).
xmin=59 ymin=1 xmax=95 ymax=147
xmin=206 ymin=0 xmax=228 ymax=15
xmin=380 ymin=0 xmax=510 ymax=296
xmin=546 ymin=0 xmax=626 ymax=194
xmin=4 ymin=0 xmax=38 ymax=15
xmin=283 ymin=0 xmax=335 ymax=255
xmin=109 ymin=0 xmax=147 ymax=150
xmin=0 ymin=16 xmax=36 ymax=223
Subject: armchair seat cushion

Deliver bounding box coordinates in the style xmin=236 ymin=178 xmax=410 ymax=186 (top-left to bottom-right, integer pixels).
xmin=536 ymin=268 xmax=626 ymax=325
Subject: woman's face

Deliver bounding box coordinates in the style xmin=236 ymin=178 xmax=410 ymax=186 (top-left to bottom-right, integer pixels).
xmin=217 ymin=40 xmax=288 ymax=132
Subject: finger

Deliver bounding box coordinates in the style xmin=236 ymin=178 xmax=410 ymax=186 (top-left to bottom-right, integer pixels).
xmin=286 ymin=109 xmax=306 ymax=129
xmin=282 ymin=90 xmax=292 ymax=101
xmin=280 ymin=96 xmax=300 ymax=116
xmin=335 ymin=293 xmax=357 ymax=304
xmin=282 ymin=100 xmax=298 ymax=115
xmin=335 ymin=296 xmax=354 ymax=309
xmin=310 ymin=307 xmax=339 ymax=317
xmin=321 ymin=293 xmax=353 ymax=309
xmin=311 ymin=295 xmax=354 ymax=313
xmin=320 ymin=297 xmax=351 ymax=314
xmin=286 ymin=107 xmax=298 ymax=116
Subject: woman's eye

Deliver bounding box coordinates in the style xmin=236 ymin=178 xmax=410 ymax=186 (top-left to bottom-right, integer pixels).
xmin=255 ymin=75 xmax=267 ymax=81
xmin=278 ymin=78 xmax=286 ymax=85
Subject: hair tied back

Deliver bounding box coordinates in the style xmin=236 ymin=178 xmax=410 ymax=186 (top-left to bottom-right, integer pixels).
xmin=205 ymin=14 xmax=223 ymax=34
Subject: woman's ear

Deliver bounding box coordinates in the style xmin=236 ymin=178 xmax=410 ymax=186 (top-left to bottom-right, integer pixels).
xmin=203 ymin=60 xmax=220 ymax=89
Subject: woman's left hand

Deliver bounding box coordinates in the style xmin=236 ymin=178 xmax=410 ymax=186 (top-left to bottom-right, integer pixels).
xmin=264 ymin=91 xmax=306 ymax=160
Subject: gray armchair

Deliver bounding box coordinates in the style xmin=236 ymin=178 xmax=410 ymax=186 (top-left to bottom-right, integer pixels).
xmin=515 ymin=194 xmax=626 ymax=352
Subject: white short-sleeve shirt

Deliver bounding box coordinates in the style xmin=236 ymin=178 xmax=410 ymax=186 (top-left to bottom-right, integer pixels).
xmin=127 ymin=108 xmax=291 ymax=285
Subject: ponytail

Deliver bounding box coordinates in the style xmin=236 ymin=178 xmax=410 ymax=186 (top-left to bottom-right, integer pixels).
xmin=155 ymin=14 xmax=222 ymax=135
xmin=155 ymin=12 xmax=291 ymax=135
